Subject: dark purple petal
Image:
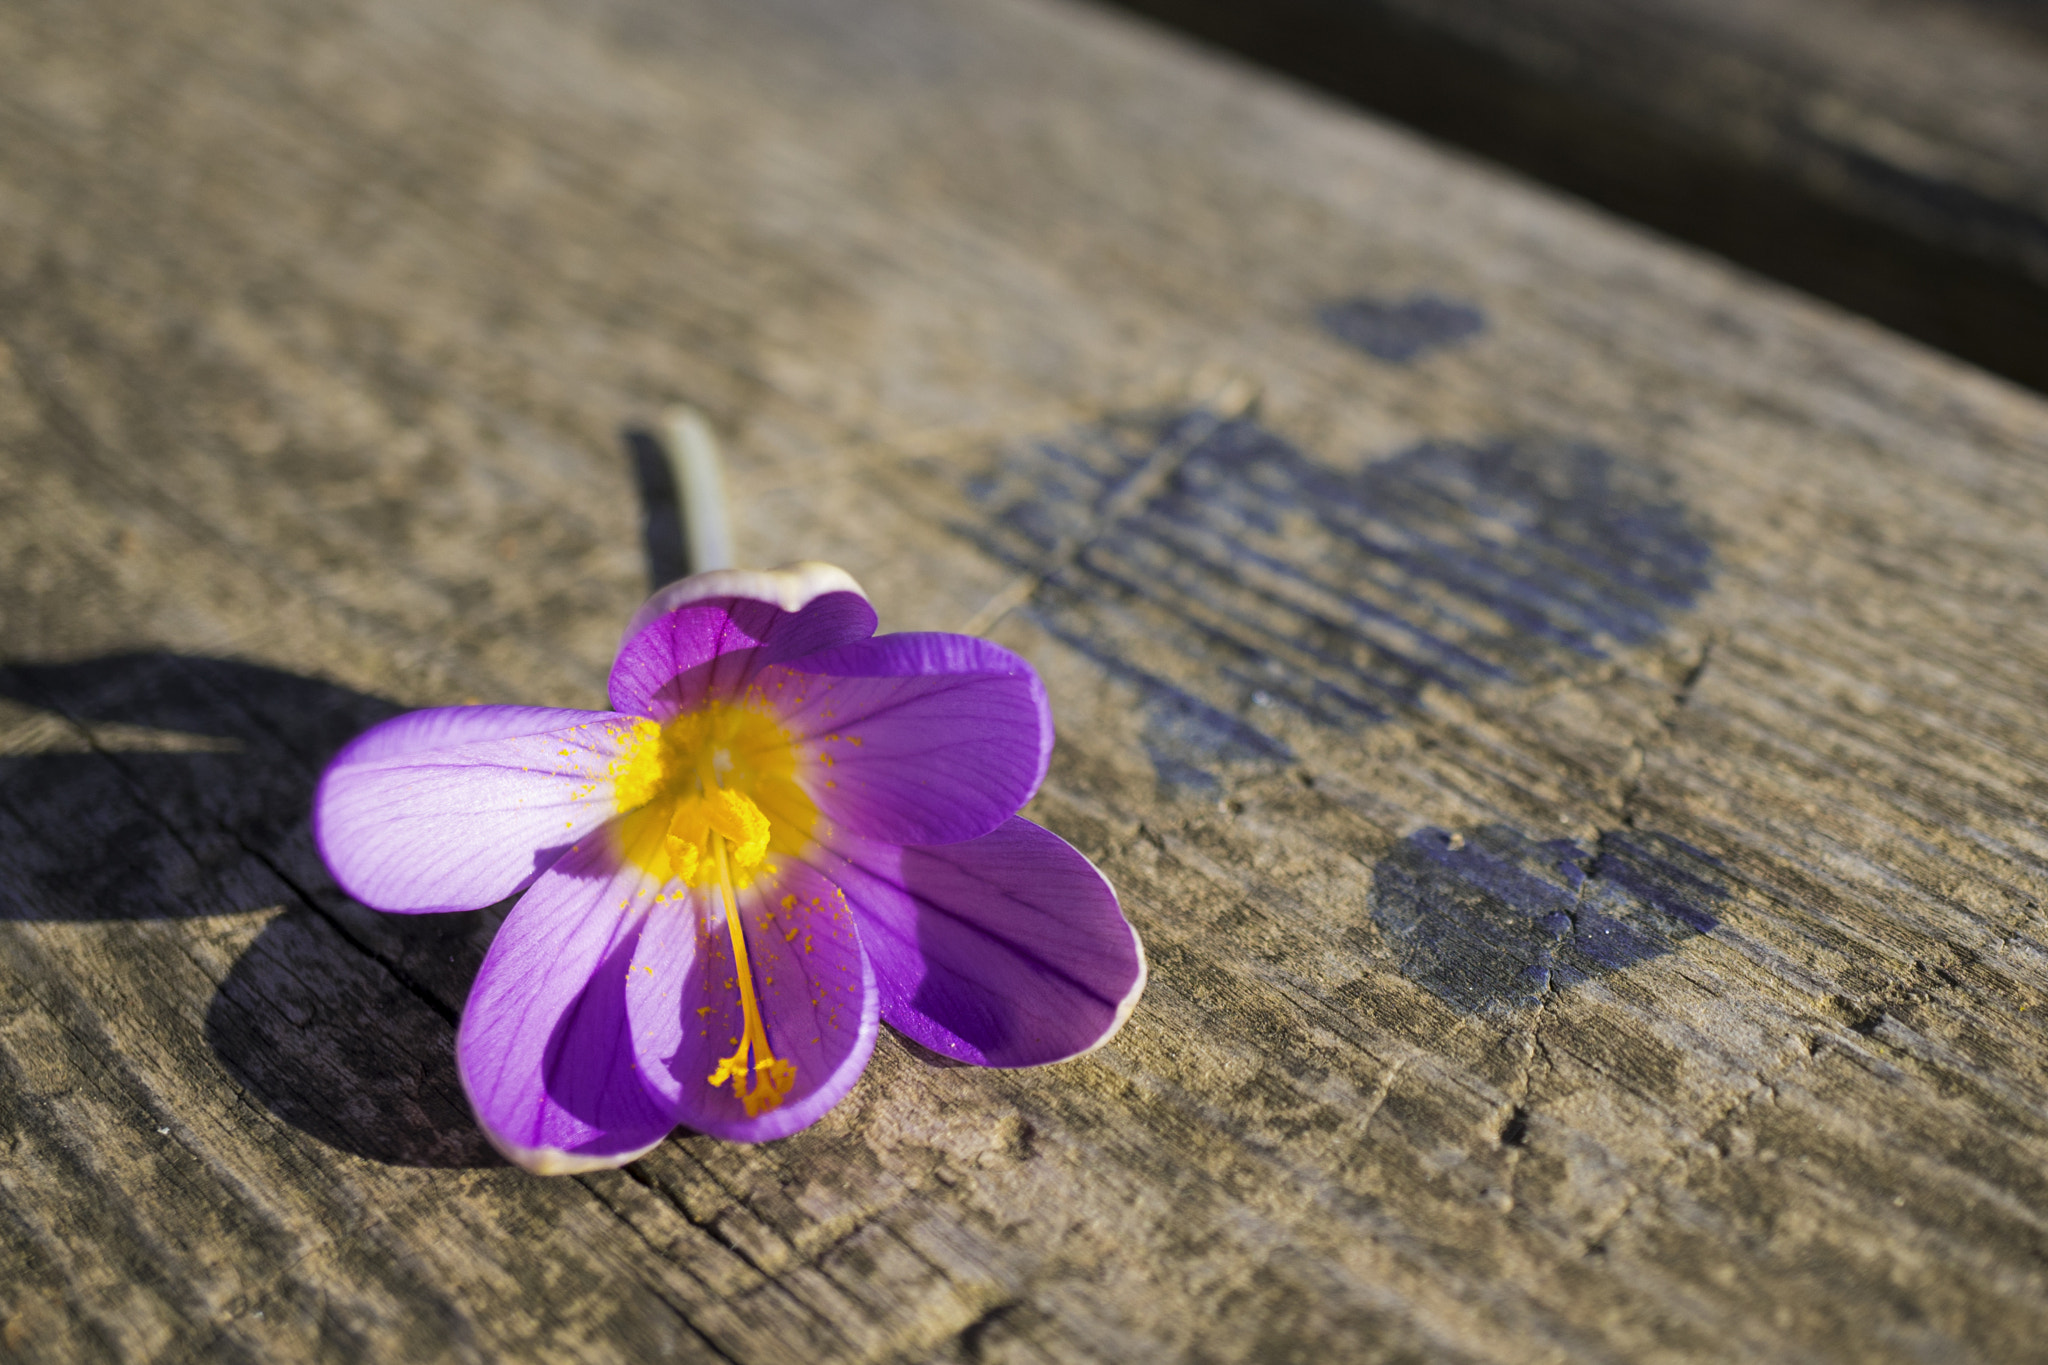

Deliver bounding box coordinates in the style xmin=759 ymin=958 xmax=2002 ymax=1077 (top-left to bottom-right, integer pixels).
xmin=768 ymin=633 xmax=1051 ymax=847
xmin=314 ymin=706 xmax=644 ymax=914
xmin=610 ymin=564 xmax=877 ymax=720
xmin=834 ymin=817 xmax=1145 ymax=1067
xmin=628 ymin=859 xmax=877 ymax=1142
xmin=456 ymin=822 xmax=683 ymax=1173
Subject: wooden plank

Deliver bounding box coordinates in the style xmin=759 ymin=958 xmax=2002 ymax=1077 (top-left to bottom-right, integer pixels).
xmin=1104 ymin=0 xmax=2048 ymax=392
xmin=3 ymin=0 xmax=2047 ymax=1360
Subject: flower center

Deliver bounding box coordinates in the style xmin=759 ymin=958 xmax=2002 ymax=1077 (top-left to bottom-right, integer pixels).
xmin=611 ymin=697 xmax=817 ymax=1117
xmin=611 ymin=698 xmax=818 ymax=888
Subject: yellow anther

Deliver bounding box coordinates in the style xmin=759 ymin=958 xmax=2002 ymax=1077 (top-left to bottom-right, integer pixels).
xmin=611 ymin=700 xmax=817 ymax=889
xmin=661 ymin=788 xmax=770 ymax=884
xmin=703 ymin=788 xmax=770 ymax=870
xmin=662 ymin=799 xmax=707 ymax=882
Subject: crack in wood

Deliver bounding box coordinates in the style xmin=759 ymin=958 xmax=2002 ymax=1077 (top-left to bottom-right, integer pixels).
xmin=952 ymin=1297 xmax=1025 ymax=1363
xmin=615 ymin=1162 xmax=778 ymax=1283
xmin=6 ymin=664 xmax=464 ymax=1033
xmin=1356 ymin=1055 xmax=1415 ymax=1145
xmin=610 ymin=1160 xmax=873 ymax=1350
xmin=230 ymin=838 xmax=460 ymax=1032
xmin=1614 ymin=633 xmax=1717 ymax=832
xmin=1497 ymin=998 xmax=1555 ymax=1213
xmin=570 ymin=1173 xmax=748 ymax=1365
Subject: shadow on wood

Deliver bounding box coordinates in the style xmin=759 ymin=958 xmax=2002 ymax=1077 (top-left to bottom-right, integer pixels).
xmin=1101 ymin=0 xmax=2048 ymax=394
xmin=0 ymin=654 xmax=502 ymax=1169
xmin=624 ymin=424 xmax=691 ymax=591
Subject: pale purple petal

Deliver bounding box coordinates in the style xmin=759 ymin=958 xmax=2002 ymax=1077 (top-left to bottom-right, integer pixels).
xmin=835 ymin=818 xmax=1145 ymax=1067
xmin=628 ymin=858 xmax=878 ymax=1143
xmin=766 ymin=634 xmax=1051 ymax=847
xmin=314 ymin=706 xmax=645 ymax=914
xmin=456 ymin=821 xmax=684 ymax=1173
xmin=610 ymin=564 xmax=877 ymax=720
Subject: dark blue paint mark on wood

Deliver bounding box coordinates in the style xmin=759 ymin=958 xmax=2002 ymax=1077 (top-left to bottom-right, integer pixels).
xmin=1318 ymin=293 xmax=1486 ymax=363
xmin=1369 ymin=825 xmax=1725 ymax=1013
xmin=1132 ymin=683 xmax=1293 ymax=792
xmin=955 ymin=411 xmax=1713 ymax=787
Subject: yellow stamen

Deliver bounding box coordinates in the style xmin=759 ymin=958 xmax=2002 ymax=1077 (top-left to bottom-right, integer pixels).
xmin=702 ymin=832 xmax=795 ymax=1117
xmin=613 ymin=693 xmax=807 ymax=1113
xmin=609 ymin=697 xmax=818 ymax=889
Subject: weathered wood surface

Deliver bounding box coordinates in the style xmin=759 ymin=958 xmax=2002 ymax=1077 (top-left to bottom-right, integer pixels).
xmin=4 ymin=0 xmax=2048 ymax=1360
xmin=1107 ymin=0 xmax=2048 ymax=392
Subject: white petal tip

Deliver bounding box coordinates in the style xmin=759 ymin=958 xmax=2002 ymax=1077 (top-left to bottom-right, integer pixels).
xmin=485 ymin=1129 xmax=671 ymax=1176
xmin=1050 ymin=921 xmax=1149 ymax=1065
xmin=624 ymin=562 xmax=868 ymax=645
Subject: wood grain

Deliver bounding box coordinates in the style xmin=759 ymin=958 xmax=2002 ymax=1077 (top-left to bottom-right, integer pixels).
xmin=1105 ymin=0 xmax=2048 ymax=392
xmin=3 ymin=0 xmax=2047 ymax=1360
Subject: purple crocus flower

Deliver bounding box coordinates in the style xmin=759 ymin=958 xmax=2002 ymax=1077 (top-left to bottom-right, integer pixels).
xmin=313 ymin=563 xmax=1146 ymax=1172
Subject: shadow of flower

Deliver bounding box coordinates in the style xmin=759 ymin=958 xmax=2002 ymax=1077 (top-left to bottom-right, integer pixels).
xmin=0 ymin=653 xmax=501 ymax=1168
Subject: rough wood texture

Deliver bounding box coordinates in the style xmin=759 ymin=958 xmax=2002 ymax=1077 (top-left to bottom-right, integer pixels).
xmin=1105 ymin=0 xmax=2048 ymax=392
xmin=4 ymin=0 xmax=2048 ymax=1360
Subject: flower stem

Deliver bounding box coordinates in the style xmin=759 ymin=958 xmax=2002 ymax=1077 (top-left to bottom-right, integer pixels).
xmin=661 ymin=405 xmax=735 ymax=575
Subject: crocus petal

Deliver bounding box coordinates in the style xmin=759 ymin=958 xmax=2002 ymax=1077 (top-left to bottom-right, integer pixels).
xmin=314 ymin=706 xmax=645 ymax=914
xmin=610 ymin=563 xmax=877 ymax=720
xmin=768 ymin=634 xmax=1051 ymax=847
xmin=835 ymin=817 xmax=1146 ymax=1067
xmin=456 ymin=821 xmax=683 ymax=1173
xmin=628 ymin=858 xmax=878 ymax=1142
